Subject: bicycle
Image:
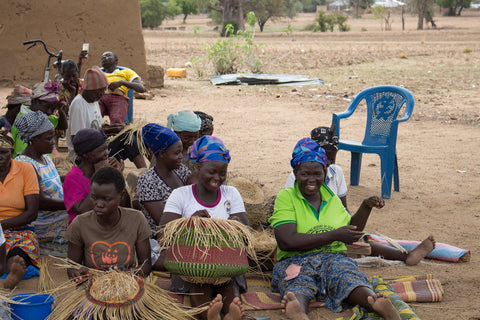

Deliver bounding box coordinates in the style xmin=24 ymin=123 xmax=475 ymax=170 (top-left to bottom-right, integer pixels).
xmin=23 ymin=39 xmax=63 ymax=82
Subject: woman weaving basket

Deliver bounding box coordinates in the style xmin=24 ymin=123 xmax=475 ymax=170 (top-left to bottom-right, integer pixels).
xmin=269 ymin=138 xmax=402 ymax=320
xmin=160 ymin=135 xmax=248 ymax=320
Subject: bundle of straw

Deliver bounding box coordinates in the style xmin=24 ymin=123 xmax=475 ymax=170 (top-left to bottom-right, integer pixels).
xmin=47 ymin=268 xmax=204 ymax=320
xmin=250 ymin=229 xmax=277 ymax=272
xmin=160 ymin=217 xmax=257 ymax=284
xmin=38 ymin=256 xmax=54 ymax=293
xmin=226 ymin=175 xmax=267 ymax=228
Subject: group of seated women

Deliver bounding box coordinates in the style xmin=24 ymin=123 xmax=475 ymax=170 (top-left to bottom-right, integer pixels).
xmin=0 ymin=80 xmax=433 ymax=320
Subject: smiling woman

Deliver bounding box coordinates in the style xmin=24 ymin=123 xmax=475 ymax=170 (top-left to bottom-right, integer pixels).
xmin=159 ymin=135 xmax=249 ymax=320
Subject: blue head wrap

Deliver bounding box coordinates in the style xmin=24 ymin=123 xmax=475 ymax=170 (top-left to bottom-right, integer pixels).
xmin=142 ymin=123 xmax=180 ymax=156
xmin=166 ymin=110 xmax=201 ymax=132
xmin=290 ymin=137 xmax=328 ymax=169
xmin=189 ymin=135 xmax=230 ymax=163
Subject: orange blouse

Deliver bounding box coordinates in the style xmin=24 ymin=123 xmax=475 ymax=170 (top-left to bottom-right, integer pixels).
xmin=0 ymin=159 xmax=39 ymax=219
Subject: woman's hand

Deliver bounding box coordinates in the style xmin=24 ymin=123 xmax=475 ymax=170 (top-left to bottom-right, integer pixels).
xmin=107 ymin=157 xmax=124 ymax=171
xmin=192 ymin=210 xmax=210 ymax=218
xmin=228 ymin=215 xmax=241 ymax=222
xmin=364 ymin=196 xmax=385 ymax=209
xmin=68 ymin=267 xmax=90 ymax=283
xmin=331 ymin=225 xmax=365 ymax=244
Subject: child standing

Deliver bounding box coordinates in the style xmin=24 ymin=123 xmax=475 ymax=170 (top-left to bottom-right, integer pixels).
xmin=160 ymin=135 xmax=247 ymax=320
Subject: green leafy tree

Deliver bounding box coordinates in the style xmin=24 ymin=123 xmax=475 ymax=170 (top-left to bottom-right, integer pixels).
xmin=178 ymin=0 xmax=200 ymax=23
xmin=435 ymin=0 xmax=471 ymax=15
xmin=140 ymin=0 xmax=180 ymax=29
xmin=243 ymin=0 xmax=285 ymax=31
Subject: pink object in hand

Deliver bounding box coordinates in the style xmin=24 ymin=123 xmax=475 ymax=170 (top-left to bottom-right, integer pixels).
xmin=284 ymin=264 xmax=302 ymax=281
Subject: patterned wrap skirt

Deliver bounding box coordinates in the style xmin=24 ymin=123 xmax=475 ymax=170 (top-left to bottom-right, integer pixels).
xmin=271 ymin=251 xmax=371 ymax=312
xmin=4 ymin=226 xmax=40 ymax=267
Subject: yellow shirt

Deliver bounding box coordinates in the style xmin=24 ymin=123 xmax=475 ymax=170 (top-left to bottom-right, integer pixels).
xmin=104 ymin=67 xmax=140 ymax=96
xmin=0 ymin=159 xmax=39 ymax=219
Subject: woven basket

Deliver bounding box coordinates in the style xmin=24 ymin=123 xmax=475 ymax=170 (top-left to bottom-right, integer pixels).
xmin=164 ymin=219 xmax=250 ymax=284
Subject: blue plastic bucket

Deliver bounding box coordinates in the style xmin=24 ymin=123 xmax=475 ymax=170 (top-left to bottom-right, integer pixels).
xmin=9 ymin=293 xmax=54 ymax=320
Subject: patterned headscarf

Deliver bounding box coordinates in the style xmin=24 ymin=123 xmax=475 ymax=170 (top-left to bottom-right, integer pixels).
xmin=14 ymin=111 xmax=54 ymax=144
xmin=310 ymin=124 xmax=338 ymax=151
xmin=167 ymin=110 xmax=201 ymax=133
xmin=189 ymin=135 xmax=230 ymax=163
xmin=142 ymin=123 xmax=180 ymax=156
xmin=291 ymin=137 xmax=327 ymax=169
xmin=6 ymin=85 xmax=32 ymax=106
xmin=31 ymin=81 xmax=61 ymax=103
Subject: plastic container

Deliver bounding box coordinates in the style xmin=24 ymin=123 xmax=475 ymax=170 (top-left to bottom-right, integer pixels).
xmin=9 ymin=293 xmax=54 ymax=320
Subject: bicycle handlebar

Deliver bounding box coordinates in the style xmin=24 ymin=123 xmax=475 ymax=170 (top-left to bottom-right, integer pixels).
xmin=23 ymin=39 xmax=61 ymax=58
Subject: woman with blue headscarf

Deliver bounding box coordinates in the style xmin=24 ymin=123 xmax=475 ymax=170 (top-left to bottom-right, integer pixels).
xmin=136 ymin=123 xmax=191 ymax=270
xmin=160 ymin=135 xmax=248 ymax=320
xmin=269 ymin=138 xmax=402 ymax=320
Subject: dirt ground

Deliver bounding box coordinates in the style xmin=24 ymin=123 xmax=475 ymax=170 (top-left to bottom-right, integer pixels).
xmin=1 ymin=10 xmax=480 ymax=320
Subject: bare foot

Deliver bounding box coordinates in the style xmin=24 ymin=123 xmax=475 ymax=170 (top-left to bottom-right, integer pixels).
xmin=405 ymin=235 xmax=436 ymax=266
xmin=207 ymin=294 xmax=223 ymax=320
xmin=223 ymin=297 xmax=244 ymax=320
xmin=281 ymin=292 xmax=309 ymax=320
xmin=367 ymin=293 xmax=401 ymax=320
xmin=4 ymin=256 xmax=27 ymax=289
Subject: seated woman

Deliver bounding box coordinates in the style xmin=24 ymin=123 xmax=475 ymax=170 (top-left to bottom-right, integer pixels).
xmin=167 ymin=110 xmax=201 ymax=166
xmin=160 ymin=135 xmax=247 ymax=320
xmin=0 ymin=132 xmax=40 ymax=289
xmin=65 ymin=166 xmax=151 ymax=279
xmin=285 ymin=127 xmax=435 ymax=265
xmin=63 ymin=128 xmax=123 ymax=225
xmin=136 ymin=123 xmax=191 ymax=270
xmin=14 ymin=111 xmax=68 ymax=244
xmin=269 ymin=137 xmax=401 ymax=320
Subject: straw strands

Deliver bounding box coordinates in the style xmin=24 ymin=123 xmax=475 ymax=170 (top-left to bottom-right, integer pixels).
xmin=160 ymin=217 xmax=257 ymax=261
xmin=38 ymin=256 xmax=54 ymax=293
xmin=46 ymin=268 xmax=204 ymax=320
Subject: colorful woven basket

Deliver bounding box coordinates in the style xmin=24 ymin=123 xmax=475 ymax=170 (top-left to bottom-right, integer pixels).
xmin=162 ymin=217 xmax=254 ymax=285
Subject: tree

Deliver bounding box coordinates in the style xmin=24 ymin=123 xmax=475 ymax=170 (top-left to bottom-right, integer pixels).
xmin=243 ymin=0 xmax=285 ymax=31
xmin=177 ymin=0 xmax=200 ymax=23
xmin=410 ymin=0 xmax=435 ymax=29
xmin=140 ymin=0 xmax=180 ymax=29
xmin=207 ymin=0 xmax=246 ymax=31
xmin=436 ymin=0 xmax=471 ymax=15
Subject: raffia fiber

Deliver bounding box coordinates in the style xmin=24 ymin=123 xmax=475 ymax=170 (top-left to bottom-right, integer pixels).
xmin=160 ymin=217 xmax=258 ymax=284
xmin=46 ymin=268 xmax=204 ymax=320
xmin=38 ymin=256 xmax=54 ymax=293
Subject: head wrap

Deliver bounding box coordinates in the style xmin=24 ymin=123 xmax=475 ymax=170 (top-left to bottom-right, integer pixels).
xmin=73 ymin=128 xmax=107 ymax=156
xmin=83 ymin=66 xmax=109 ymax=90
xmin=0 ymin=132 xmax=14 ymax=149
xmin=167 ymin=110 xmax=201 ymax=133
xmin=31 ymin=81 xmax=61 ymax=103
xmin=142 ymin=123 xmax=180 ymax=156
xmin=14 ymin=111 xmax=54 ymax=144
xmin=189 ymin=135 xmax=230 ymax=163
xmin=291 ymin=137 xmax=327 ymax=169
xmin=194 ymin=111 xmax=214 ymax=132
xmin=310 ymin=125 xmax=338 ymax=151
xmin=6 ymin=85 xmax=32 ymax=106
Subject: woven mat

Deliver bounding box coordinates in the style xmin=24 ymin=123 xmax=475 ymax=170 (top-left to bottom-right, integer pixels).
xmin=154 ymin=273 xmax=443 ymax=311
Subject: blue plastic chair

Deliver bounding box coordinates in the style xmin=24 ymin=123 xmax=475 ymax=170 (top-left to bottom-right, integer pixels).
xmin=331 ymin=85 xmax=414 ymax=199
